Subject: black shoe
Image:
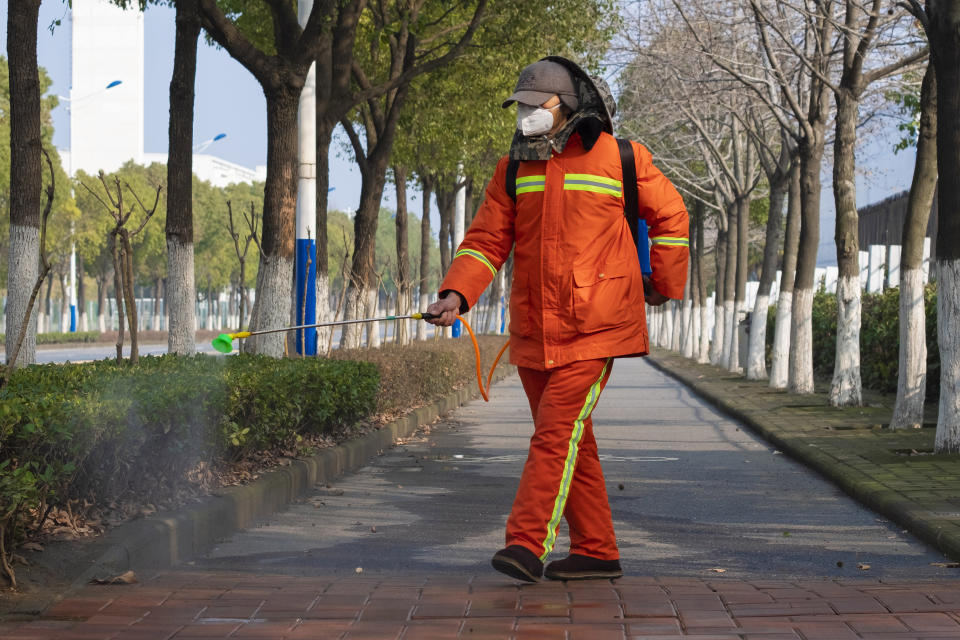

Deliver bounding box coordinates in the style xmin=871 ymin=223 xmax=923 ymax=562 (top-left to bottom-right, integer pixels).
xmin=491 ymin=545 xmax=543 ymax=583
xmin=544 ymin=554 xmax=622 ymax=580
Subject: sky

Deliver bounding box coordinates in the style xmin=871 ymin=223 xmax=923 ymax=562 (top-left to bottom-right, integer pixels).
xmin=4 ymin=0 xmax=922 ymax=268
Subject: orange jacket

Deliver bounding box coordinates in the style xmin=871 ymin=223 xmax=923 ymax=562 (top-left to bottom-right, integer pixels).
xmin=440 ymin=131 xmax=689 ymax=371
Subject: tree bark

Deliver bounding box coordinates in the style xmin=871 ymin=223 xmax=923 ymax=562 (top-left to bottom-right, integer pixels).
xmin=247 ymin=90 xmax=299 ymax=356
xmin=436 ymin=187 xmax=454 ymax=275
xmin=315 ymin=121 xmax=334 ymax=349
xmin=789 ymin=126 xmax=826 ymax=394
xmin=830 ymin=87 xmax=864 ymax=406
xmin=696 ymin=203 xmax=710 ymax=363
xmin=930 ymin=0 xmax=960 ymax=452
xmin=340 ymin=78 xmax=412 ymax=349
xmin=721 ymin=206 xmax=737 ymax=367
xmin=771 ymin=160 xmax=802 ymax=388
xmin=5 ymin=0 xmax=42 ymax=365
xmin=729 ymin=196 xmax=749 ymax=373
xmin=340 ymin=155 xmax=390 ymax=349
xmin=166 ymin=0 xmax=201 ymax=354
xmin=710 ymin=226 xmax=727 ymax=365
xmin=892 ymin=62 xmax=937 ymax=430
xmin=747 ymin=151 xmax=789 ymax=380
xmin=418 ymin=175 xmax=434 ymax=341
xmin=394 ymin=165 xmax=411 ymax=345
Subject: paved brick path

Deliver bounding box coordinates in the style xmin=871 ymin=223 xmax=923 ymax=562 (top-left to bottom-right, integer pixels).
xmin=6 ymin=570 xmax=960 ymax=639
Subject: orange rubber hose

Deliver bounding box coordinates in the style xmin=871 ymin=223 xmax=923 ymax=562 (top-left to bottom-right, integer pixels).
xmin=456 ymin=315 xmax=510 ymax=402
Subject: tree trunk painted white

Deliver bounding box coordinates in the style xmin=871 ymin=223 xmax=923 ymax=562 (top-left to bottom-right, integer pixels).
xmin=830 ymin=275 xmax=863 ymax=406
xmin=722 ymin=300 xmax=736 ymax=370
xmin=417 ymin=291 xmax=429 ymax=341
xmin=247 ymin=253 xmax=292 ymax=357
xmin=728 ymin=302 xmax=746 ymax=374
xmin=683 ymin=297 xmax=695 ymax=358
xmin=769 ymin=290 xmax=793 ymax=389
xmin=315 ymin=273 xmax=332 ymax=353
xmin=789 ymin=287 xmax=815 ymax=394
xmin=891 ymin=268 xmax=927 ymax=429
xmin=698 ymin=301 xmax=710 ymax=363
xmin=671 ymin=300 xmax=682 ymax=351
xmin=367 ymin=289 xmax=381 ymax=348
xmin=709 ymin=299 xmax=724 ymax=365
xmin=659 ymin=303 xmax=672 ymax=347
xmin=167 ymin=238 xmax=196 ymax=355
xmin=5 ymin=224 xmax=39 ymax=365
xmin=746 ymin=294 xmax=770 ymax=380
xmin=935 ymin=259 xmax=960 ymax=452
xmin=340 ymin=284 xmax=365 ymax=349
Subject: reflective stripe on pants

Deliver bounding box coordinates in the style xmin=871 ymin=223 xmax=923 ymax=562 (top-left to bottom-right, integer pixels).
xmin=507 ymin=358 xmax=618 ymax=562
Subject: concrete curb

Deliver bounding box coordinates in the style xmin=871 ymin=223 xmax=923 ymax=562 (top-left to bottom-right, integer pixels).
xmin=645 ymin=354 xmax=960 ymax=562
xmin=72 ymin=365 xmax=516 ymax=588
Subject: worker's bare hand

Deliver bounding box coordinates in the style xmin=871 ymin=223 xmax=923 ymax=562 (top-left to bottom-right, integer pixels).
xmin=643 ymin=276 xmax=670 ymax=306
xmin=425 ymin=293 xmax=462 ymax=326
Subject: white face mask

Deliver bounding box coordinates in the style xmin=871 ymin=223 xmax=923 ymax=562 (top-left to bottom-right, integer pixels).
xmin=517 ymin=102 xmax=560 ymax=137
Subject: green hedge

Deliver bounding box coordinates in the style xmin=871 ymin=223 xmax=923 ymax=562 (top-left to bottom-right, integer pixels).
xmin=0 ymin=354 xmax=379 ymax=557
xmin=0 ymin=331 xmax=100 ymax=345
xmin=0 ymin=336 xmax=514 ymax=574
xmin=766 ymin=285 xmax=939 ymax=398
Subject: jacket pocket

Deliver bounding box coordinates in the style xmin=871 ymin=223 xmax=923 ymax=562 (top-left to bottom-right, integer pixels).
xmin=509 ymin=270 xmax=534 ymax=337
xmin=572 ymin=256 xmax=635 ymax=334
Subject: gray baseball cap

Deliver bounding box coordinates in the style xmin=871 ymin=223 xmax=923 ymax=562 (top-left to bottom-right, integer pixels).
xmin=502 ymin=59 xmax=579 ymax=110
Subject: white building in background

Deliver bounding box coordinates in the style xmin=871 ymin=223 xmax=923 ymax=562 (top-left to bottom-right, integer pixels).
xmin=62 ymin=0 xmax=263 ymax=186
xmin=67 ymin=0 xmax=144 ymax=175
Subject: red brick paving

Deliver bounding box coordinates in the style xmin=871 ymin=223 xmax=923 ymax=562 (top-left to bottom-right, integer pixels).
xmin=6 ymin=571 xmax=960 ymax=638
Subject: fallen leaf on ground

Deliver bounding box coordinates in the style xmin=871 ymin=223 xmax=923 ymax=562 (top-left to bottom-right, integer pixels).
xmin=21 ymin=542 xmax=43 ymax=552
xmin=857 ymin=563 xmax=871 ymax=571
xmin=90 ymin=570 xmax=138 ymax=585
xmin=370 ymin=526 xmax=377 ymax=533
xmin=708 ymin=568 xmax=726 ymax=573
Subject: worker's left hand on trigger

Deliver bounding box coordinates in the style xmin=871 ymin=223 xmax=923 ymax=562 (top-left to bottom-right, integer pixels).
xmin=426 ymin=293 xmax=461 ymax=326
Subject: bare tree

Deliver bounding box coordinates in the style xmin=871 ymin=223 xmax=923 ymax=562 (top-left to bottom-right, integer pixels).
xmin=770 ymin=158 xmax=802 ymax=387
xmin=825 ymin=0 xmax=927 ymax=406
xmin=80 ymin=173 xmax=161 ymax=365
xmin=746 ymin=124 xmax=794 ymax=379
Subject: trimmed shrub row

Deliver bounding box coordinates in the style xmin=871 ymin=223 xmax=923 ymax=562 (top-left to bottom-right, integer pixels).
xmin=0 ymin=335 xmax=513 ymax=574
xmin=766 ymin=285 xmax=939 ymax=398
xmin=1 ymin=353 xmax=379 ymax=558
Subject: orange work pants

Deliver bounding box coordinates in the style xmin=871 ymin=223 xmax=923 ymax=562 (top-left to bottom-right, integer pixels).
xmin=506 ymin=357 xmax=618 ymax=562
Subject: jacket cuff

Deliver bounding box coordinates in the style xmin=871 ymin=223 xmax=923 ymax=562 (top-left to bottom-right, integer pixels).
xmin=439 ymin=289 xmax=469 ymax=313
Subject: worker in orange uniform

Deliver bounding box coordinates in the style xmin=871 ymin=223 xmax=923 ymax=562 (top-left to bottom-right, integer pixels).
xmin=426 ymin=57 xmax=689 ymax=582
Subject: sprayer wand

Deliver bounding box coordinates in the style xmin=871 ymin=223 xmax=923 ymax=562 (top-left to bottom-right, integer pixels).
xmin=211 ymin=312 xmax=439 ymax=354
xmin=211 ymin=313 xmax=509 ymax=403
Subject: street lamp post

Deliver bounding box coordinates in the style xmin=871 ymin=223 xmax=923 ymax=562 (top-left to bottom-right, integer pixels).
xmin=295 ymin=0 xmax=318 ymax=355
xmin=193 ymin=132 xmax=227 ymax=153
xmin=60 ymin=80 xmax=123 ymax=333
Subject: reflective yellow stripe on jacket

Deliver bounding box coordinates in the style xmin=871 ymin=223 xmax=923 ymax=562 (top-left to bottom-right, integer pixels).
xmin=563 ymin=173 xmax=622 ymax=197
xmin=454 ymin=248 xmax=497 ymax=276
xmin=651 ymin=236 xmax=689 ymax=247
xmin=516 ymin=175 xmax=546 ymax=194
